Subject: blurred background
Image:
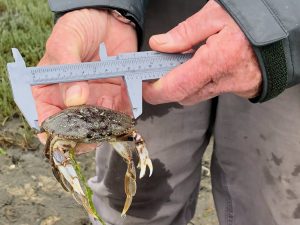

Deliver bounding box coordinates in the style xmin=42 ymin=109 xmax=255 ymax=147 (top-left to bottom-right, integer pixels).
xmin=0 ymin=0 xmax=218 ymax=224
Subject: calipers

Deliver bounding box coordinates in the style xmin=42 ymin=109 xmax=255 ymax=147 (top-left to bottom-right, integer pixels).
xmin=7 ymin=43 xmax=192 ymax=130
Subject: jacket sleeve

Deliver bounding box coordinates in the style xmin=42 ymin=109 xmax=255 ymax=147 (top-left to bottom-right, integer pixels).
xmin=218 ymin=0 xmax=300 ymax=102
xmin=48 ymin=0 xmax=148 ymax=45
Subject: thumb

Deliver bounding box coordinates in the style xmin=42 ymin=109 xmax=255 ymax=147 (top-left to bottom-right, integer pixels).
xmin=149 ymin=0 xmax=226 ymax=53
xmin=60 ymin=82 xmax=89 ymax=107
xmin=38 ymin=16 xmax=91 ymax=107
xmin=39 ymin=54 xmax=90 ymax=107
xmin=39 ymin=52 xmax=90 ymax=107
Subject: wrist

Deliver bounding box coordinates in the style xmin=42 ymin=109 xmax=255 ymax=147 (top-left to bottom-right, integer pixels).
xmin=48 ymin=1 xmax=143 ymax=48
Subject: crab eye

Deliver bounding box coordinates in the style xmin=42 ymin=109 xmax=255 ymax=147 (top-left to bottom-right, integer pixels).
xmin=127 ymin=136 xmax=134 ymax=141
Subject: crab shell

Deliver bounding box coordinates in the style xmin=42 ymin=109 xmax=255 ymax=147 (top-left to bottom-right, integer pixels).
xmin=41 ymin=105 xmax=135 ymax=142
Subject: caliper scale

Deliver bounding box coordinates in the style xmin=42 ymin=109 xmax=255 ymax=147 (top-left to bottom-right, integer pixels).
xmin=7 ymin=43 xmax=192 ymax=130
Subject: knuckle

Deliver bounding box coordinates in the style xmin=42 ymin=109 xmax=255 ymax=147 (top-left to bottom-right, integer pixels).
xmin=235 ymin=33 xmax=248 ymax=49
xmin=198 ymin=41 xmax=218 ymax=69
xmin=174 ymin=20 xmax=194 ymax=48
xmin=205 ymin=35 xmax=217 ymax=48
xmin=230 ymin=28 xmax=248 ymax=51
xmin=176 ymin=21 xmax=189 ymax=37
xmin=45 ymin=36 xmax=65 ymax=60
xmin=209 ymin=0 xmax=222 ymax=10
xmin=45 ymin=36 xmax=57 ymax=54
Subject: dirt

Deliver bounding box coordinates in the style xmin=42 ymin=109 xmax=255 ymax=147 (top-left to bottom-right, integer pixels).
xmin=0 ymin=119 xmax=218 ymax=225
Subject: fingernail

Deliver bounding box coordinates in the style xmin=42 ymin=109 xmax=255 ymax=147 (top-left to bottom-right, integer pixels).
xmin=65 ymin=85 xmax=82 ymax=106
xmin=152 ymin=34 xmax=170 ymax=45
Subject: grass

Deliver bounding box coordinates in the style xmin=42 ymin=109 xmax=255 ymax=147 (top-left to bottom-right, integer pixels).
xmin=0 ymin=0 xmax=53 ymax=123
xmin=0 ymin=146 xmax=6 ymax=155
xmin=70 ymin=148 xmax=107 ymax=225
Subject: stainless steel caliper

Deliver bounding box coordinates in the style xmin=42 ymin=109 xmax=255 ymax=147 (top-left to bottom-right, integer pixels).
xmin=7 ymin=43 xmax=192 ymax=130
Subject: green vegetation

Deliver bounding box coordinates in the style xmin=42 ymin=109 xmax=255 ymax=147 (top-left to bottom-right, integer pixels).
xmin=70 ymin=148 xmax=106 ymax=225
xmin=0 ymin=146 xmax=6 ymax=155
xmin=0 ymin=0 xmax=53 ymax=122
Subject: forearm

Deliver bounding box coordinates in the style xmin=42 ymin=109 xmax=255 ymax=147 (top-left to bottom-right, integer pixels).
xmin=218 ymin=0 xmax=300 ymax=101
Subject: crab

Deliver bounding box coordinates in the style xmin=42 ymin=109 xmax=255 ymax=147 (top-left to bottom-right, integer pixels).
xmin=40 ymin=105 xmax=153 ymax=218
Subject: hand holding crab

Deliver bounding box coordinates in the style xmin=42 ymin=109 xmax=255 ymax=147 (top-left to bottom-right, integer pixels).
xmin=34 ymin=9 xmax=151 ymax=221
xmin=33 ymin=8 xmax=137 ymax=128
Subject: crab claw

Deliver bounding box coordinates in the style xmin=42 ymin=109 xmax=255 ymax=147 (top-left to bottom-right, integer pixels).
xmin=136 ymin=146 xmax=153 ymax=179
xmin=111 ymin=142 xmax=131 ymax=159
xmin=52 ymin=150 xmax=85 ymax=196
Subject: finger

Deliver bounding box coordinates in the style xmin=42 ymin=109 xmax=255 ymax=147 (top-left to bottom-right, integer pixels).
xmin=149 ymin=0 xmax=228 ymax=53
xmin=118 ymin=81 xmax=133 ymax=115
xmin=154 ymin=33 xmax=224 ymax=105
xmin=179 ymin=81 xmax=221 ymax=105
xmin=36 ymin=102 xmax=62 ymax=124
xmin=87 ymin=81 xmax=120 ymax=106
xmin=37 ymin=133 xmax=47 ymax=145
xmin=97 ymin=95 xmax=115 ymax=109
xmin=39 ymin=52 xmax=90 ymax=108
xmin=177 ymin=34 xmax=259 ymax=104
xmin=38 ymin=14 xmax=92 ymax=107
xmin=60 ymin=82 xmax=90 ymax=107
xmin=87 ymin=42 xmax=136 ymax=112
xmin=143 ymin=46 xmax=213 ymax=104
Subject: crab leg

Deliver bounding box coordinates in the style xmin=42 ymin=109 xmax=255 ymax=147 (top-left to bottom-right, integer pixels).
xmin=110 ymin=142 xmax=137 ymax=217
xmin=123 ymin=160 xmax=137 ymax=217
xmin=52 ymin=149 xmax=85 ymax=196
xmin=132 ymin=131 xmax=153 ymax=179
xmin=51 ymin=139 xmax=102 ymax=221
xmin=50 ymin=138 xmax=85 ymax=197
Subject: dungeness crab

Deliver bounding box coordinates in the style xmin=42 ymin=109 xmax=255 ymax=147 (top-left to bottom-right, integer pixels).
xmin=41 ymin=105 xmax=153 ymax=221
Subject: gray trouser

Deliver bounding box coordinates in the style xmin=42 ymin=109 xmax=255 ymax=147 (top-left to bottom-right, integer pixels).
xmin=88 ymin=85 xmax=300 ymax=225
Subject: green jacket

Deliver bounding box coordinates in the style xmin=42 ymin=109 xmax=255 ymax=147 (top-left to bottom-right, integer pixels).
xmin=48 ymin=0 xmax=300 ymax=102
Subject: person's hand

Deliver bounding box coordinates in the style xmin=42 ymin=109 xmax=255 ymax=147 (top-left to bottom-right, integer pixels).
xmin=143 ymin=0 xmax=262 ymax=105
xmin=33 ymin=9 xmax=137 ymax=145
xmin=33 ymin=9 xmax=137 ymax=125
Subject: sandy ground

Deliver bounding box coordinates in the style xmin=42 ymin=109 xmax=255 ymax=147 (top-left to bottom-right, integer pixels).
xmin=0 ymin=119 xmax=218 ymax=225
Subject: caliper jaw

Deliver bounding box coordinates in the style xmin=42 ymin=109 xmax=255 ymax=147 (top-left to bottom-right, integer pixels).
xmin=124 ymin=77 xmax=142 ymax=118
xmin=7 ymin=49 xmax=39 ymax=130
